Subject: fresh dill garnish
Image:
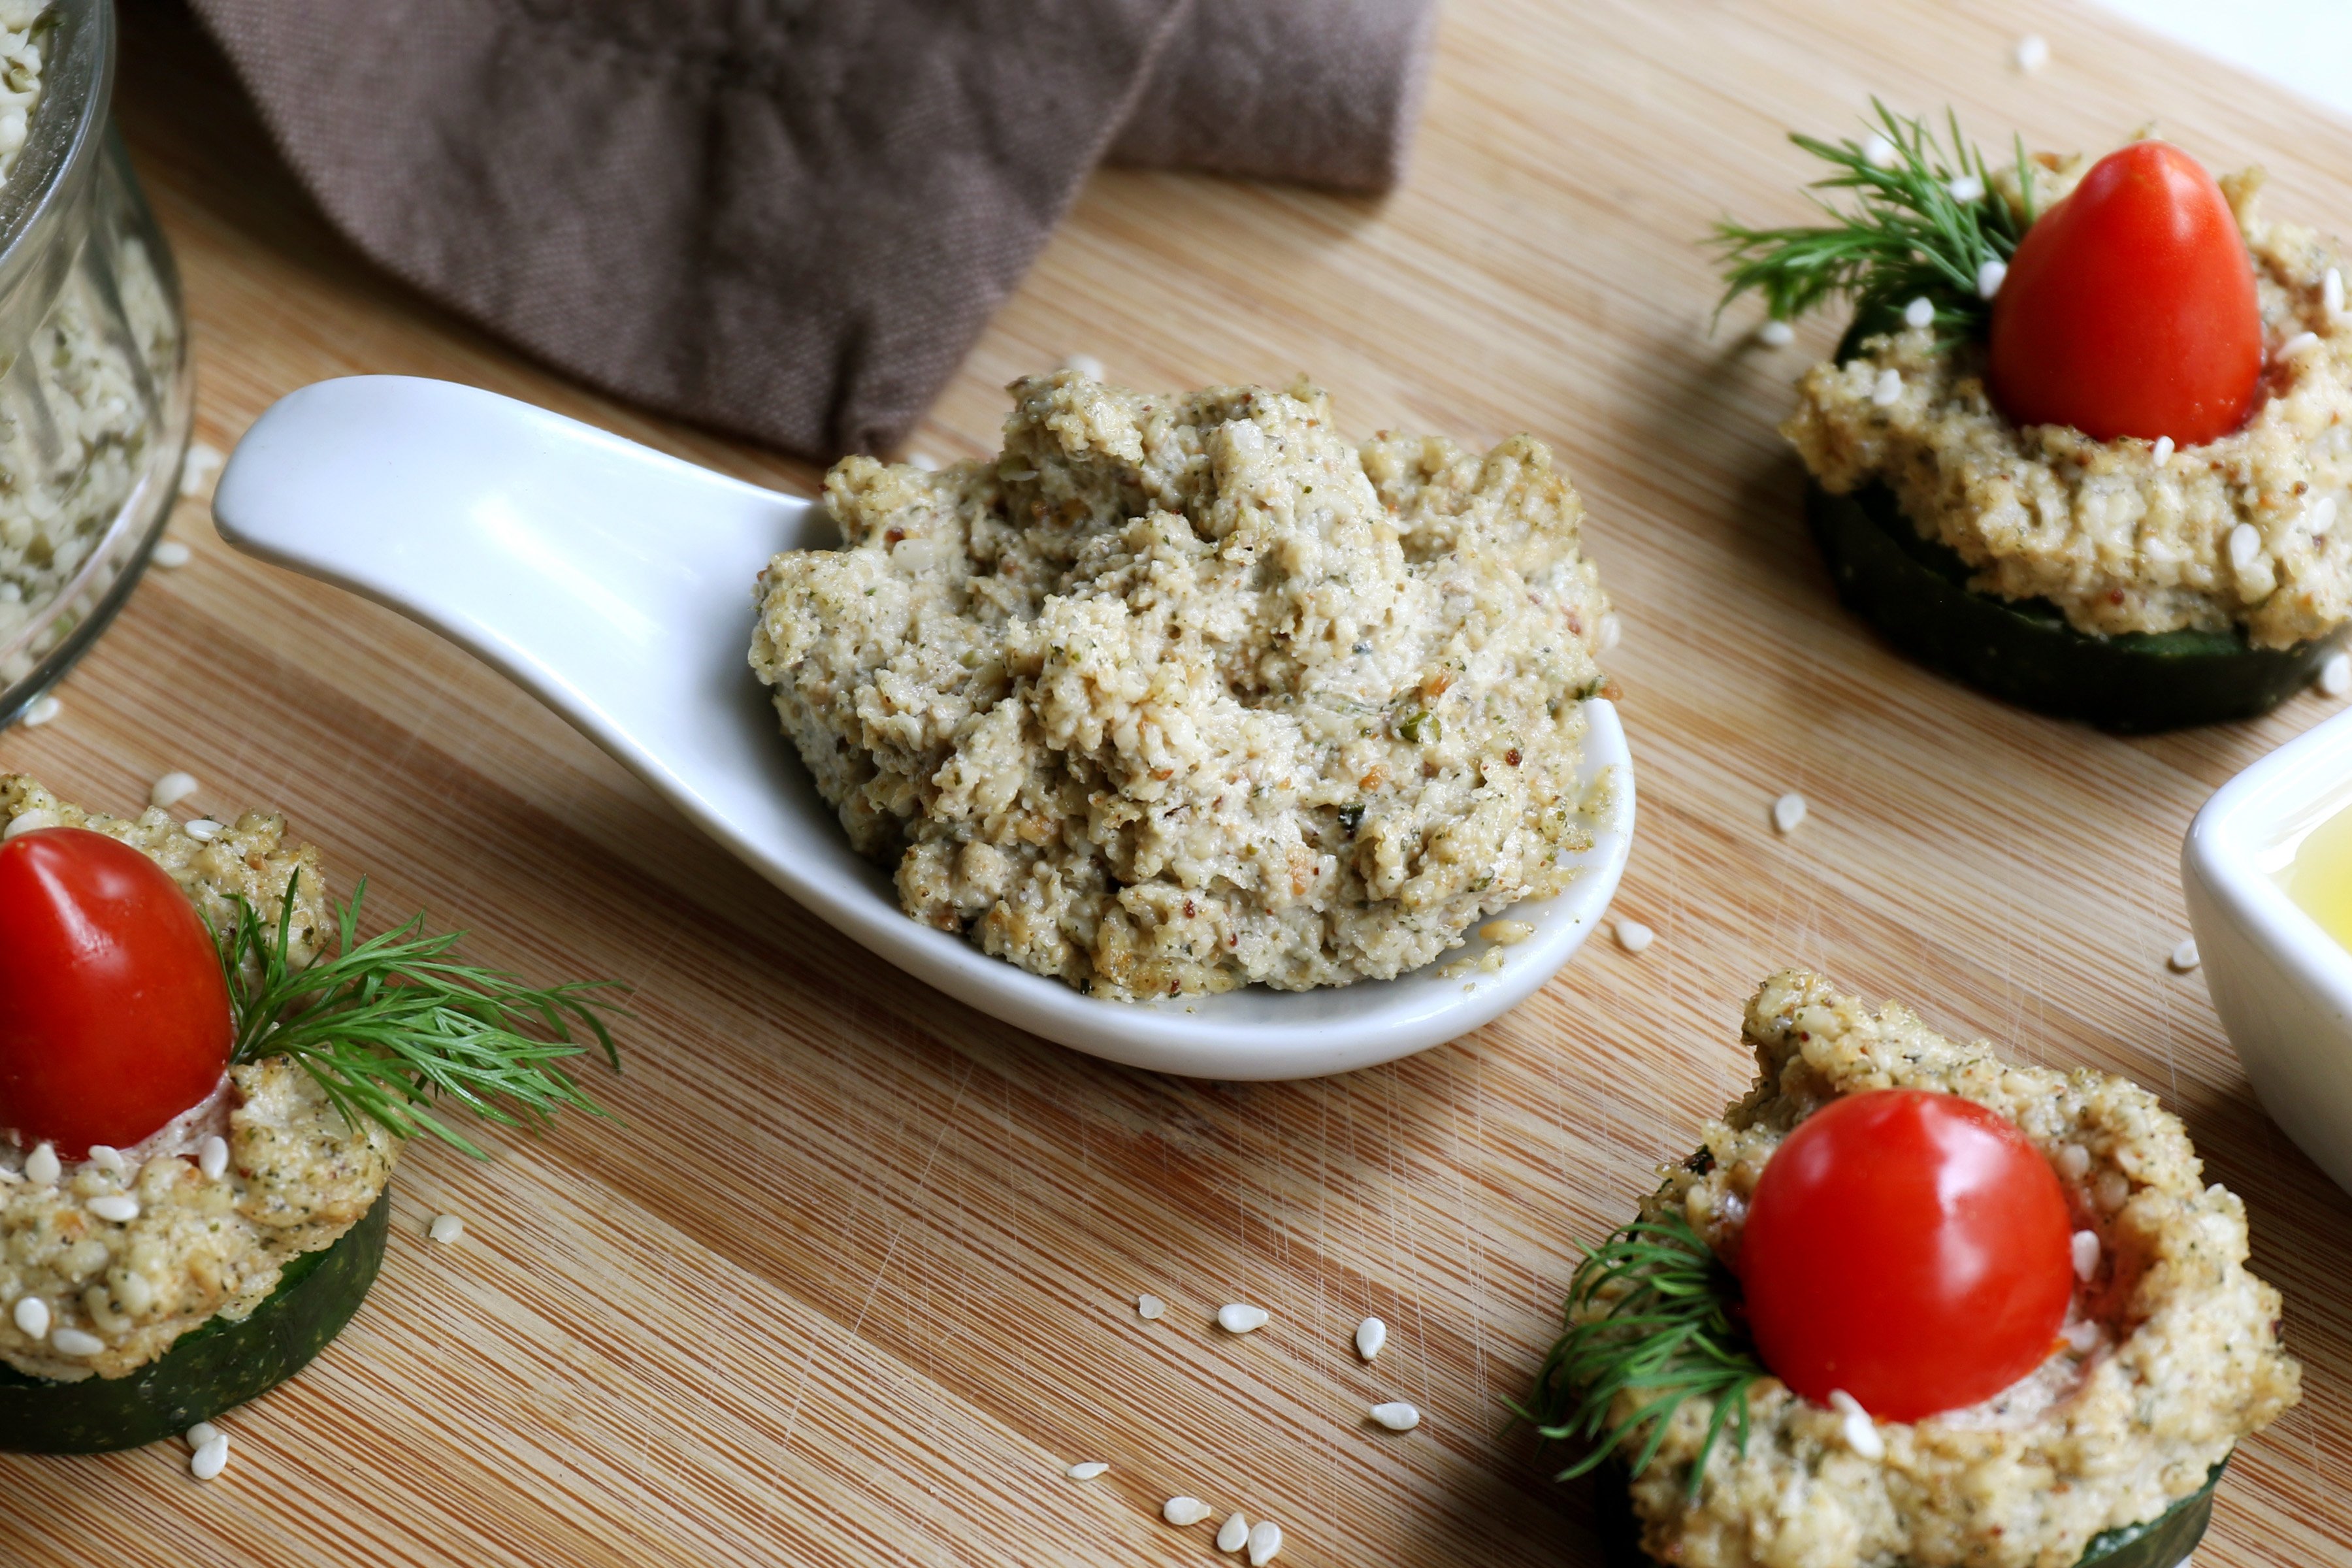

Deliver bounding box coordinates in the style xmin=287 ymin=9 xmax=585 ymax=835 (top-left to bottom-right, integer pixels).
xmin=1710 ymin=100 xmax=2038 ymax=348
xmin=216 ymin=874 xmax=623 ymax=1158
xmin=1524 ymin=1207 xmax=1763 ymax=1498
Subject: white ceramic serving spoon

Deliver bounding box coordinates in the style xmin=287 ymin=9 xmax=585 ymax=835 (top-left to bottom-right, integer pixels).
xmin=213 ymin=376 xmax=1634 ymax=1079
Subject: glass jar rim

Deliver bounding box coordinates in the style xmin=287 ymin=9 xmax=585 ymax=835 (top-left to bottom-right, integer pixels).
xmin=0 ymin=1 xmax=110 ymax=328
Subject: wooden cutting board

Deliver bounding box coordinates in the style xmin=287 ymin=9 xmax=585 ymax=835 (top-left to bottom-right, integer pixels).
xmin=2 ymin=1 xmax=2345 ymax=1562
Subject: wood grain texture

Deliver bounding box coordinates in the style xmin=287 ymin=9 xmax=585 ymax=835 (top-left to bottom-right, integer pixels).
xmin=0 ymin=0 xmax=2346 ymax=1562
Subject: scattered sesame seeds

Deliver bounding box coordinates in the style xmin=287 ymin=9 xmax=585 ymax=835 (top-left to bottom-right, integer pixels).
xmin=1863 ymin=135 xmax=1899 ymax=171
xmin=150 ymin=771 xmax=199 ymax=809
xmin=1976 ymin=258 xmax=2008 ymax=299
xmin=1479 ymin=919 xmax=1534 ymax=945
xmin=2323 ymin=650 xmax=2352 ymax=698
xmin=1136 ymin=1292 xmax=1166 ymax=1320
xmin=2229 ymin=523 xmax=2262 ymax=572
xmin=1827 ymin=1389 xmax=1885 ymax=1459
xmin=152 ymin=540 xmax=192 ymax=569
xmin=2330 ymin=267 xmax=2347 ymax=319
xmin=1062 ymin=352 xmax=1107 ymax=381
xmin=906 ymin=451 xmax=940 ymax=472
xmin=1598 ymin=611 xmax=1623 ymax=651
xmin=1902 ymin=297 xmax=1934 ymax=330
xmin=1772 ymin=792 xmax=1808 ymax=834
xmin=184 ymin=819 xmax=224 ymax=842
xmin=2312 ymin=497 xmax=2340 ymax=536
xmin=87 ymin=1144 xmax=124 ymax=1177
xmin=179 ymin=441 xmax=224 ymax=499
xmin=12 ymin=1296 xmax=47 ymax=1337
xmin=2280 ymin=331 xmax=2323 ymax=362
xmin=2151 ymin=434 xmax=2175 ymax=465
xmin=50 ymin=1327 xmax=104 ymax=1357
xmin=1066 ymin=1461 xmax=1109 ymax=1480
xmin=2014 ymin=33 xmax=2049 ymax=73
xmin=1870 ymin=368 xmax=1903 ymax=407
xmin=88 ymin=1194 xmax=139 ymax=1223
xmin=190 ymin=1431 xmax=229 ymax=1481
xmin=186 ymin=1422 xmax=220 ymax=1448
xmin=2071 ymin=1229 xmax=2101 ymax=1282
xmin=2062 ymin=1319 xmax=2102 ymax=1354
xmin=2 ymin=809 xmax=57 ymax=840
xmin=1246 ymin=1518 xmax=1284 ymax=1566
xmin=1355 ymin=1316 xmax=1387 ymax=1360
xmin=1217 ymin=1303 xmax=1269 ymax=1333
xmin=1164 ymin=1497 xmax=1213 ymax=1527
xmin=2169 ymin=938 xmax=2202 ymax=973
xmin=23 ymin=1143 xmax=57 ymax=1185
xmin=197 ymin=1135 xmax=229 ymax=1181
xmin=1369 ymin=1401 xmax=1421 ymax=1431
xmin=1217 ymin=1513 xmax=1251 ymax=1554
xmin=429 ymin=1214 xmax=465 ymax=1245
xmin=1756 ymin=319 xmax=1794 ymax=348
xmin=1947 ymin=174 xmax=1985 ymax=203
xmin=20 ymin=693 xmax=60 ymax=726
xmin=1612 ymin=919 xmax=1655 ymax=955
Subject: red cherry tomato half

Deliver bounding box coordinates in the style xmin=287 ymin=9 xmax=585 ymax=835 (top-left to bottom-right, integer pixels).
xmin=1988 ymin=140 xmax=2262 ymax=446
xmin=0 ymin=827 xmax=231 ymax=1158
xmin=1737 ymin=1088 xmax=2074 ymax=1422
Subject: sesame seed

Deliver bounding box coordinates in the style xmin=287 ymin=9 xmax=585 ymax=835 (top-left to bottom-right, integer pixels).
xmin=1772 ymin=792 xmax=1808 ymax=834
xmin=1870 ymin=368 xmax=1903 ymax=407
xmin=1136 ymin=1292 xmax=1166 ymax=1320
xmin=2312 ymin=497 xmax=2340 ymax=535
xmin=1827 ymin=1389 xmax=1885 ymax=1459
xmin=2330 ymin=267 xmax=2347 ymax=319
xmin=1976 ymin=258 xmax=2008 ymax=299
xmin=1947 ymin=174 xmax=1985 ymax=203
xmin=2229 ymin=523 xmax=2262 ymax=571
xmin=86 ymin=1145 xmax=123 ymax=1176
xmin=186 ymin=1422 xmax=220 ymax=1448
xmin=190 ymin=1431 xmax=229 ymax=1481
xmin=185 ymin=819 xmax=225 ymax=842
xmin=12 ymin=1296 xmax=47 ymax=1337
xmin=50 ymin=1327 xmax=104 ymax=1357
xmin=1355 ymin=1316 xmax=1387 ymax=1360
xmin=197 ymin=1136 xmax=229 ymax=1181
xmin=1598 ymin=611 xmax=1623 ymax=650
xmin=88 ymin=1195 xmax=139 ymax=1223
xmin=23 ymin=1143 xmax=58 ymax=1185
xmin=429 ymin=1214 xmax=465 ymax=1245
xmin=1217 ymin=1513 xmax=1251 ymax=1554
xmin=3 ymin=809 xmax=57 ymax=841
xmin=20 ymin=694 xmax=58 ymax=726
xmin=1480 ymin=919 xmax=1534 ymax=945
xmin=1066 ymin=1461 xmax=1109 ymax=1480
xmin=906 ymin=452 xmax=940 ymax=472
xmin=2056 ymin=1143 xmax=2091 ymax=1181
xmin=2281 ymin=332 xmax=2323 ymax=362
xmin=1369 ymin=1401 xmax=1421 ymax=1431
xmin=1062 ymin=353 xmax=1107 ymax=381
xmin=1863 ymin=135 xmax=1899 ymax=171
xmin=2322 ymin=651 xmax=2352 ymax=698
xmin=179 ymin=441 xmax=224 ymax=499
xmin=1902 ymin=297 xmax=1934 ymax=330
xmin=2062 ymin=1319 xmax=2102 ymax=1353
xmin=1217 ymin=1303 xmax=1269 ymax=1333
xmin=1612 ymin=919 xmax=1655 ymax=954
xmin=2015 ymin=33 xmax=2049 ymax=73
xmin=1164 ymin=1497 xmax=1213 ymax=1527
xmin=1756 ymin=319 xmax=1794 ymax=348
xmin=1247 ymin=1519 xmax=1284 ymax=1566
xmin=2071 ymin=1229 xmax=2100 ymax=1281
xmin=152 ymin=540 xmax=192 ymax=569
xmin=150 ymin=772 xmax=199 ymax=809
xmin=2152 ymin=435 xmax=2175 ymax=465
xmin=2170 ymin=938 xmax=2202 ymax=973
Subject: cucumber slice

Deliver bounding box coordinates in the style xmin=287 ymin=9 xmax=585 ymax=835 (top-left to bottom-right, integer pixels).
xmin=1807 ymin=481 xmax=2345 ymax=731
xmin=0 ymin=1183 xmax=391 ymax=1453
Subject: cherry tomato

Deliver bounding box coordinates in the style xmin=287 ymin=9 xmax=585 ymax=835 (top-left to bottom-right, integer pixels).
xmin=1988 ymin=140 xmax=2262 ymax=446
xmin=1737 ymin=1088 xmax=2073 ymax=1422
xmin=0 ymin=827 xmax=231 ymax=1158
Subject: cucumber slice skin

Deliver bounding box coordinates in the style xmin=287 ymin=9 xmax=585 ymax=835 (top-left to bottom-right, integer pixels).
xmin=1807 ymin=482 xmax=2347 ymax=732
xmin=0 ymin=1183 xmax=391 ymax=1453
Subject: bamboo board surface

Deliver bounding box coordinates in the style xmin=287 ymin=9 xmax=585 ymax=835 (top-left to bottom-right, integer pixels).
xmin=1 ymin=1 xmax=2347 ymax=1562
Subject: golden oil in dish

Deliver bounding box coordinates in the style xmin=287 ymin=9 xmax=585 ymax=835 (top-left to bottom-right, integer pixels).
xmin=2285 ymin=796 xmax=2352 ymax=950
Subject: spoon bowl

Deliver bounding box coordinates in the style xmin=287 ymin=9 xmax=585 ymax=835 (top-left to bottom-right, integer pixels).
xmin=213 ymin=376 xmax=1634 ymax=1079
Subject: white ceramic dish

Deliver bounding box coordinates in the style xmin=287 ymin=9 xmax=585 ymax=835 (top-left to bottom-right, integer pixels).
xmin=212 ymin=376 xmax=1635 ymax=1081
xmin=2183 ymin=704 xmax=2352 ymax=1194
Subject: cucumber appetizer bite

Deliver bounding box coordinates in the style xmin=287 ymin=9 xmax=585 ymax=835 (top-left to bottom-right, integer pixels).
xmin=1531 ymin=971 xmax=2299 ymax=1568
xmin=0 ymin=776 xmax=617 ymax=1453
xmin=1718 ymin=106 xmax=2352 ymax=730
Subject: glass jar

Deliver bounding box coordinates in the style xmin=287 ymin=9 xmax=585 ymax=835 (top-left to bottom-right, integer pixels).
xmin=0 ymin=0 xmax=189 ymax=725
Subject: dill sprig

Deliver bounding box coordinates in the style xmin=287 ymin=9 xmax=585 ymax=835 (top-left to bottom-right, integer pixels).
xmin=1524 ymin=1208 xmax=1763 ymax=1498
xmin=1710 ymin=100 xmax=2037 ymax=348
xmin=216 ymin=875 xmax=623 ymax=1158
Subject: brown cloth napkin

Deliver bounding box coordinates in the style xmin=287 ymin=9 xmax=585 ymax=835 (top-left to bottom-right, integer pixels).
xmin=186 ymin=0 xmax=1438 ymax=459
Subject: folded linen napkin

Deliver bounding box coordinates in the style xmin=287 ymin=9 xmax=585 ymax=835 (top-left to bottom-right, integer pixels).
xmin=186 ymin=0 xmax=1438 ymax=459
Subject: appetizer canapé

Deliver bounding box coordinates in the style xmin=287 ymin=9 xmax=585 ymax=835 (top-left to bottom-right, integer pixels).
xmin=0 ymin=776 xmax=617 ymax=1452
xmin=750 ymin=372 xmax=1613 ymax=1000
xmin=1719 ymin=107 xmax=2352 ymax=729
xmin=1533 ymin=971 xmax=2298 ymax=1568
